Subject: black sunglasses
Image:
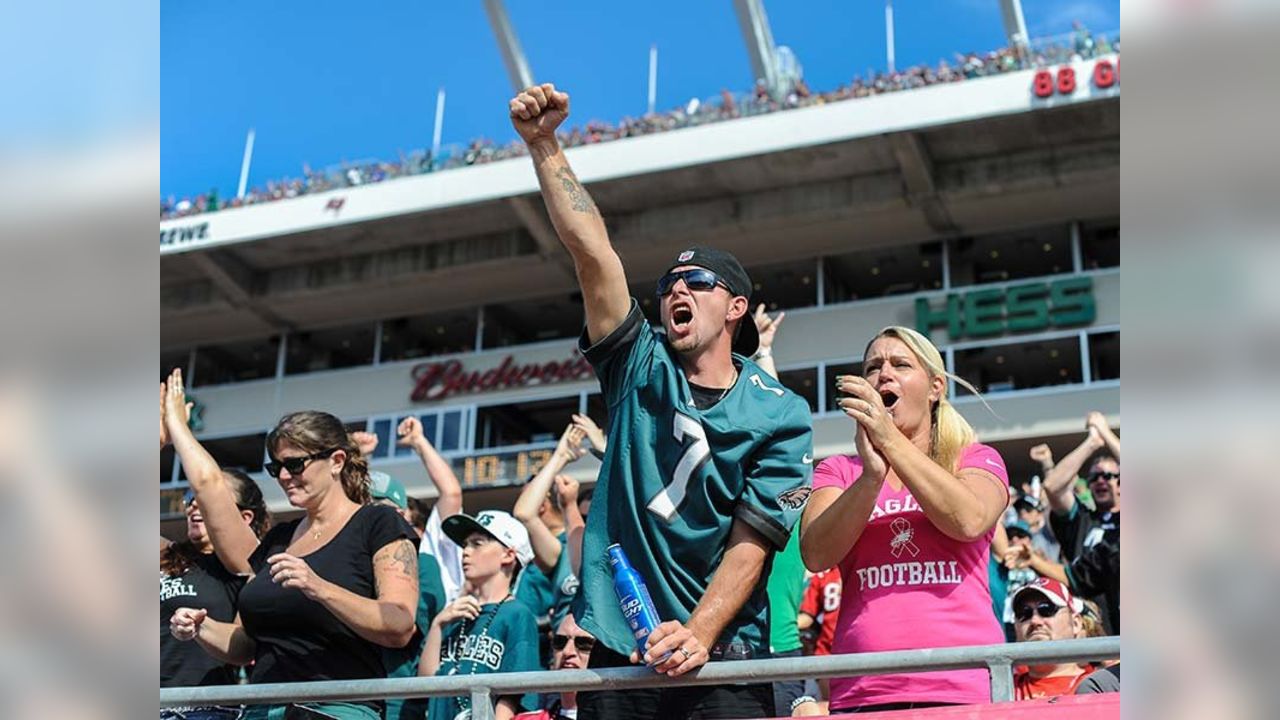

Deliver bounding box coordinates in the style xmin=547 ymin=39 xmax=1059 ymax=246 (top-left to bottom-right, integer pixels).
xmin=264 ymin=448 xmax=339 ymax=478
xmin=183 ymin=488 xmax=249 ymax=511
xmin=1088 ymin=471 xmax=1120 ymax=482
xmin=656 ymin=268 xmax=728 ymax=296
xmin=1014 ymin=601 xmax=1064 ymax=623
xmin=552 ymin=634 xmax=596 ymax=653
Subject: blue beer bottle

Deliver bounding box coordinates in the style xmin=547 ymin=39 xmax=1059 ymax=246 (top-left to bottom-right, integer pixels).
xmin=607 ymin=543 xmax=663 ymax=658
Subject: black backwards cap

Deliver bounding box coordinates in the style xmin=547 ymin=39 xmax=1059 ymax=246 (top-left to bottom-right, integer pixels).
xmin=664 ymin=246 xmax=759 ymax=357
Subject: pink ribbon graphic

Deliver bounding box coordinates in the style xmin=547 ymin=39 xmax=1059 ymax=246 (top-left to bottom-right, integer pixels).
xmin=889 ymin=517 xmax=920 ymax=558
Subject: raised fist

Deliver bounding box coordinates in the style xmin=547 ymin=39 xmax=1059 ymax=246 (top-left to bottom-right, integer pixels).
xmin=1028 ymin=444 xmax=1053 ymax=465
xmin=510 ymin=83 xmax=570 ymax=146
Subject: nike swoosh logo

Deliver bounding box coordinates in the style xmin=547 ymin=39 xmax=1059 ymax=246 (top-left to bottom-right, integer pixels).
xmin=984 ymin=458 xmax=1004 ymax=469
xmin=802 ymin=454 xmax=813 ymax=464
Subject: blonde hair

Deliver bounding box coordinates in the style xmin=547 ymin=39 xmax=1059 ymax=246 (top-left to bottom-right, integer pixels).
xmin=863 ymin=326 xmax=984 ymax=474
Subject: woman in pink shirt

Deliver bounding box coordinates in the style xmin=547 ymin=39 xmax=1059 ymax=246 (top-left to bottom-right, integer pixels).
xmin=801 ymin=326 xmax=1010 ymax=713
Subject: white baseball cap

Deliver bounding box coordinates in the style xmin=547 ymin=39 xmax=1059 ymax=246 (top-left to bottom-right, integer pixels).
xmin=441 ymin=510 xmax=535 ymax=568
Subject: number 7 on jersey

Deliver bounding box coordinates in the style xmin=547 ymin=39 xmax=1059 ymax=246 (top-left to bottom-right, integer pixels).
xmin=647 ymin=412 xmax=712 ymax=522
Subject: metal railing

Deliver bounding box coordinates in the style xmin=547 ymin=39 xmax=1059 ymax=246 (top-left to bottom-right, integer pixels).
xmin=160 ymin=636 xmax=1119 ymax=719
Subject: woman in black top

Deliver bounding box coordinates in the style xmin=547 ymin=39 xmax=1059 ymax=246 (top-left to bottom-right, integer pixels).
xmin=160 ymin=472 xmax=270 ymax=716
xmin=165 ymin=370 xmax=420 ymax=720
xmin=160 ymin=382 xmax=271 ymax=720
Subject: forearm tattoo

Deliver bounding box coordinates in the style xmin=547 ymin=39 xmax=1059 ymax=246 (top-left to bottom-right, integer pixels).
xmin=555 ymin=165 xmax=599 ymax=215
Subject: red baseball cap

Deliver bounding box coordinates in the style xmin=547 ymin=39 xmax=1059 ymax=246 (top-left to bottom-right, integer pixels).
xmin=1012 ymin=577 xmax=1083 ymax=614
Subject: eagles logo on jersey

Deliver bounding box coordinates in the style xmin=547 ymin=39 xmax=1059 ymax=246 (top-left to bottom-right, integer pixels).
xmin=776 ymin=485 xmax=812 ymax=511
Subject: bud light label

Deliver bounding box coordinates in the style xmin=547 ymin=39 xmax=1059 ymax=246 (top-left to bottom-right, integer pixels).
xmin=607 ymin=544 xmax=663 ymax=657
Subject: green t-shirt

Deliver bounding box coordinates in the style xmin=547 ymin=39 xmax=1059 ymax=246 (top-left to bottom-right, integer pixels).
xmin=549 ymin=539 xmax=579 ymax=629
xmin=766 ymin=529 xmax=805 ymax=653
xmin=572 ymin=303 xmax=814 ymax=657
xmin=514 ymin=559 xmax=555 ymax=620
xmin=426 ymin=598 xmax=540 ymax=720
xmin=384 ymin=552 xmax=448 ymax=720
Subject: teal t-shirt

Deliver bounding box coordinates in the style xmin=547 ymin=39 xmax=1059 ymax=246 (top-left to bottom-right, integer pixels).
xmin=425 ymin=598 xmax=540 ymax=720
xmin=384 ymin=552 xmax=448 ymax=720
xmin=572 ymin=302 xmax=815 ymax=657
xmin=514 ymin=560 xmax=555 ymax=620
xmin=766 ymin=529 xmax=806 ymax=654
xmin=548 ymin=538 xmax=579 ymax=629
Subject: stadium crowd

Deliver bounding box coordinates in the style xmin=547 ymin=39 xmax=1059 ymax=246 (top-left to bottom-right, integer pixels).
xmin=162 ymin=30 xmax=1117 ymax=220
xmin=161 ymin=80 xmax=1118 ymax=719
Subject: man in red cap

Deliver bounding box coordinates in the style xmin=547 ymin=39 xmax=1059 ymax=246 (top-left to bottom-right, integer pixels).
xmin=1011 ymin=578 xmax=1094 ymax=699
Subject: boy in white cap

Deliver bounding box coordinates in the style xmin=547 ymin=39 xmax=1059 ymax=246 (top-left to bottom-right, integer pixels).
xmin=419 ymin=510 xmax=541 ymax=720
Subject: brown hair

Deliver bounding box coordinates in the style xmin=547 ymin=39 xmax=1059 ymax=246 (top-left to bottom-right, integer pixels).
xmin=267 ymin=410 xmax=371 ymax=505
xmin=161 ymin=469 xmax=273 ymax=577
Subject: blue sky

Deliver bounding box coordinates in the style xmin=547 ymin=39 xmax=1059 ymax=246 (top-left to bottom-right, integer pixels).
xmin=161 ymin=0 xmax=1117 ymax=201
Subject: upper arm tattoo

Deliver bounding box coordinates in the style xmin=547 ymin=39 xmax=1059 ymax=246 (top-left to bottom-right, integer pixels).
xmin=374 ymin=539 xmax=418 ymax=595
xmin=555 ymin=166 xmax=599 ymax=215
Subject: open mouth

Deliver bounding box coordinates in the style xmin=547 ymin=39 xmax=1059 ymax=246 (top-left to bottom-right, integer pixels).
xmin=879 ymin=390 xmax=900 ymax=409
xmin=671 ymin=304 xmax=693 ymax=329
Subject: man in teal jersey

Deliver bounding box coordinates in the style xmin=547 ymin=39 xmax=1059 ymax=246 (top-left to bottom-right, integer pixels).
xmin=511 ymin=83 xmax=814 ymax=720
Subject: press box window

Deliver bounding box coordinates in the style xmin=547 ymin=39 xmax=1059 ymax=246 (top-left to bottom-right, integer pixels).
xmin=824 ymin=242 xmax=943 ymax=303
xmin=1089 ymin=331 xmax=1120 ymax=381
xmin=745 ymin=258 xmax=819 ymax=311
xmin=823 ymin=362 xmax=864 ymax=413
xmin=776 ymin=367 xmax=819 ymax=414
xmin=371 ymin=409 xmax=469 ymax=460
xmin=1080 ymin=220 xmax=1120 ymax=269
xmin=161 ymin=349 xmax=190 ymax=381
xmin=949 ymin=225 xmax=1072 ymax=287
xmin=285 ymin=324 xmax=376 ymax=375
xmin=475 ymin=396 xmax=581 ymax=450
xmin=953 ymin=337 xmax=1083 ymax=395
xmin=179 ymin=433 xmax=267 ymax=480
xmin=190 ymin=336 xmax=281 ymax=387
xmin=483 ymin=292 xmax=585 ymax=348
xmin=381 ymin=310 xmax=478 ymax=361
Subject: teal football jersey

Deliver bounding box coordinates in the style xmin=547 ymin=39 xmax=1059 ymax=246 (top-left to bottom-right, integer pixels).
xmin=572 ymin=302 xmax=814 ymax=657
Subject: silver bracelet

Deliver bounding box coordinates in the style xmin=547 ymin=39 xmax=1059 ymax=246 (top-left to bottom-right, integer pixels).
xmin=791 ymin=695 xmax=818 ymax=712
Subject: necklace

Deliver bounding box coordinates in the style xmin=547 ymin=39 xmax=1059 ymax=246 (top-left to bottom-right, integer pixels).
xmin=449 ymin=594 xmax=513 ymax=720
xmin=716 ymin=367 xmax=739 ymax=403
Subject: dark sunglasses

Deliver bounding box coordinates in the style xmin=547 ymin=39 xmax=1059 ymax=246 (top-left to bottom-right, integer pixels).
xmin=264 ymin=448 xmax=338 ymax=478
xmin=656 ymin=268 xmax=728 ymax=296
xmin=1088 ymin=471 xmax=1120 ymax=482
xmin=552 ymin=634 xmax=596 ymax=653
xmin=1014 ymin=601 xmax=1064 ymax=623
xmin=183 ymin=488 xmax=249 ymax=511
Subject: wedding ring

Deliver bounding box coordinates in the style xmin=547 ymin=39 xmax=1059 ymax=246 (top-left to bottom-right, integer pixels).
xmin=678 ymin=647 xmax=693 ymax=661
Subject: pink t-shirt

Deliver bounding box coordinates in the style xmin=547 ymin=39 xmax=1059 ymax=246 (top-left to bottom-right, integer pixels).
xmin=812 ymin=443 xmax=1009 ymax=710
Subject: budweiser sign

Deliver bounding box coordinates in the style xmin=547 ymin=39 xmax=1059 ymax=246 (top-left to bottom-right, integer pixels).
xmin=410 ymin=353 xmax=594 ymax=402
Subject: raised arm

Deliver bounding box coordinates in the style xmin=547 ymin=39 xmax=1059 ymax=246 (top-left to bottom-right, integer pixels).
xmin=555 ymin=474 xmax=586 ymax=576
xmin=163 ymin=370 xmax=259 ymax=574
xmin=511 ymin=83 xmax=630 ymax=343
xmin=751 ymin=304 xmax=786 ymax=380
xmin=1086 ymin=411 xmax=1120 ymax=459
xmin=398 ymin=416 xmax=462 ymax=519
xmin=1043 ymin=428 xmax=1106 ymax=514
xmin=512 ymin=425 xmax=584 ymax=572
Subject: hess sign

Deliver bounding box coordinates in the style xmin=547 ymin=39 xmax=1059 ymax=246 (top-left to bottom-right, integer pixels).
xmin=915 ymin=277 xmax=1095 ymax=341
